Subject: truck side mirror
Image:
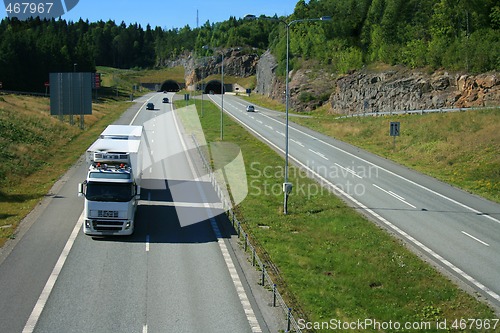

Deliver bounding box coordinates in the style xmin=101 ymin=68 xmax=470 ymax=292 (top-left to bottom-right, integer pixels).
xmin=78 ymin=183 xmax=84 ymax=197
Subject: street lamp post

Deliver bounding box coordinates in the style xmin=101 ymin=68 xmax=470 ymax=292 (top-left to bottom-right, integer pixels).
xmin=202 ymin=45 xmax=225 ymax=140
xmin=199 ymin=56 xmax=210 ymax=118
xmin=245 ymin=15 xmax=331 ymax=214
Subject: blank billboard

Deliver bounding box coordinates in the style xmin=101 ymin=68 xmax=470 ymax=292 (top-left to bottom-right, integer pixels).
xmin=50 ymin=72 xmax=92 ymax=116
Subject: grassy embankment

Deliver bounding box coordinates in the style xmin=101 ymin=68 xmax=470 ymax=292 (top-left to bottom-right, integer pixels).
xmin=0 ymin=69 xmax=151 ymax=247
xmin=176 ymin=97 xmax=497 ymax=332
xmin=242 ymin=95 xmax=500 ymax=203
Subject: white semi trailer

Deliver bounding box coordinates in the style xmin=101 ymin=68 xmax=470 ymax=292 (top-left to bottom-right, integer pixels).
xmin=78 ymin=125 xmax=144 ymax=235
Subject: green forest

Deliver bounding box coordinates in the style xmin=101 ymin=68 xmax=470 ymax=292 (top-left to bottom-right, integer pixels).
xmin=0 ymin=0 xmax=498 ymax=92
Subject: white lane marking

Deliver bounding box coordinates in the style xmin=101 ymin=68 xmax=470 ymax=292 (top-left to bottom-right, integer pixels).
xmin=251 ymin=103 xmax=500 ymax=225
xmin=22 ymin=213 xmax=84 ymax=333
xmin=461 ymin=231 xmax=490 ymax=247
xmin=145 ymin=235 xmax=150 ymax=252
xmin=334 ymin=163 xmax=362 ymax=179
xmin=172 ymin=104 xmax=263 ymax=333
xmin=143 ymin=324 xmax=148 ymax=333
xmin=265 ymin=125 xmax=273 ymax=130
xmin=276 ymin=131 xmax=285 ymax=137
xmin=213 ymin=222 xmax=262 ymax=333
xmin=291 ymin=139 xmax=304 ymax=147
xmin=130 ymin=94 xmax=157 ymax=125
xmin=256 ymin=120 xmax=263 ymax=124
xmin=207 ymin=99 xmax=500 ymax=304
xmin=373 ymin=184 xmax=417 ymax=209
xmin=388 ymin=190 xmax=406 ymax=202
xmin=309 ymin=148 xmax=329 ymax=161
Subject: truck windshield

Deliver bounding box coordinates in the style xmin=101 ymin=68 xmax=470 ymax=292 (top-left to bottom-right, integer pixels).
xmin=85 ymin=182 xmax=134 ymax=202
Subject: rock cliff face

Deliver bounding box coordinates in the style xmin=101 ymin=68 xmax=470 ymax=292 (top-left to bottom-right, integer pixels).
xmin=182 ymin=49 xmax=499 ymax=113
xmin=185 ymin=49 xmax=259 ymax=87
xmin=254 ymin=51 xmax=498 ymax=113
xmin=330 ymin=67 xmax=500 ymax=114
xmin=255 ymin=50 xmax=280 ymax=98
xmin=255 ymin=51 xmax=336 ymax=112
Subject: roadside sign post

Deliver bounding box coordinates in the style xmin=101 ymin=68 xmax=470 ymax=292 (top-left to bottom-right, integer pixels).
xmin=390 ymin=121 xmax=400 ymax=151
xmin=50 ymin=72 xmax=92 ymax=129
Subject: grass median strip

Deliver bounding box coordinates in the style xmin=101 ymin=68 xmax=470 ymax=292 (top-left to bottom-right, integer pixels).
xmin=177 ymin=97 xmax=497 ymax=332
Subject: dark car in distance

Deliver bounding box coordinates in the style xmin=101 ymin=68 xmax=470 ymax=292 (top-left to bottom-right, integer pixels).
xmin=146 ymin=102 xmax=154 ymax=110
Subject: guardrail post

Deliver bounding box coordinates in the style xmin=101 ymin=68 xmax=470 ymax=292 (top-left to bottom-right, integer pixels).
xmin=287 ymin=308 xmax=292 ymax=332
xmin=244 ymin=234 xmax=248 ymax=252
xmin=261 ymin=265 xmax=265 ymax=286
xmin=252 ymin=248 xmax=256 ymax=266
xmin=237 ymin=221 xmax=241 ymax=238
xmin=273 ymin=284 xmax=277 ymax=307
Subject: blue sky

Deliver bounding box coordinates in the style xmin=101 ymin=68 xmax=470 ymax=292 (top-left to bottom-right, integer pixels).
xmin=1 ymin=0 xmax=297 ymax=29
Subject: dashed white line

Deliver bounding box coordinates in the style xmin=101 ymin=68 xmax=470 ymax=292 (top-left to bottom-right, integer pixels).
xmin=256 ymin=120 xmax=263 ymax=124
xmin=334 ymin=163 xmax=362 ymax=179
xmin=308 ymin=148 xmax=329 ymax=161
xmin=145 ymin=235 xmax=150 ymax=252
xmin=388 ymin=190 xmax=406 ymax=202
xmin=291 ymin=139 xmax=304 ymax=147
xmin=249 ymin=101 xmax=500 ymax=225
xmin=373 ymin=184 xmax=417 ymax=208
xmin=276 ymin=131 xmax=285 ymax=137
xmin=265 ymin=125 xmax=273 ymax=130
xmin=461 ymin=231 xmax=490 ymax=247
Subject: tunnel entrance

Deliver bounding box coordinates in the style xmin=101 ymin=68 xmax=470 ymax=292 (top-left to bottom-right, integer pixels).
xmin=160 ymin=80 xmax=181 ymax=92
xmin=204 ymin=80 xmax=225 ymax=94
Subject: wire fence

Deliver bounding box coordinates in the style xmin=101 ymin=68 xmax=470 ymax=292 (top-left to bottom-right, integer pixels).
xmin=192 ymin=134 xmax=303 ymax=333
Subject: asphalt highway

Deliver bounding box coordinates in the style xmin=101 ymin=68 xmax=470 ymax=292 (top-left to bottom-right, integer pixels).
xmin=208 ymin=94 xmax=500 ymax=310
xmin=0 ymin=93 xmax=265 ymax=333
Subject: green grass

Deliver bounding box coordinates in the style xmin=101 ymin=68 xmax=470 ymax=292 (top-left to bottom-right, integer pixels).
xmin=174 ymin=98 xmax=497 ymax=332
xmin=239 ymin=92 xmax=499 ymax=203
xmin=0 ymin=93 xmax=131 ymax=247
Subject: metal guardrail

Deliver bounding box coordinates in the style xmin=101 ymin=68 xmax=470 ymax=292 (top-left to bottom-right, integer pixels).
xmin=192 ymin=134 xmax=303 ymax=333
xmin=338 ymin=105 xmax=500 ymax=118
xmin=0 ymin=90 xmax=48 ymax=97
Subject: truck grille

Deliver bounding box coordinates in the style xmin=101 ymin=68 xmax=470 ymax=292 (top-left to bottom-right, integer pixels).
xmin=92 ymin=220 xmax=124 ymax=231
xmin=97 ymin=210 xmax=119 ymax=218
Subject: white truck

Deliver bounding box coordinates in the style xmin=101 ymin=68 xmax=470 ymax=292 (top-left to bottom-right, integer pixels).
xmin=78 ymin=125 xmax=144 ymax=235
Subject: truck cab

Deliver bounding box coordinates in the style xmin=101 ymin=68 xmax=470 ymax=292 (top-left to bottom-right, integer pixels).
xmin=79 ymin=125 xmax=143 ymax=236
